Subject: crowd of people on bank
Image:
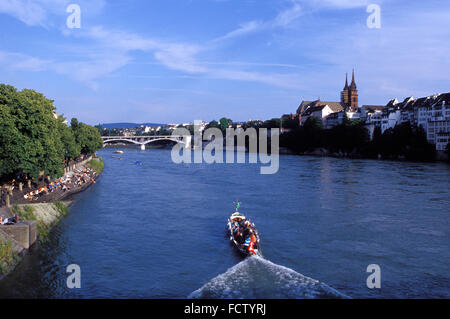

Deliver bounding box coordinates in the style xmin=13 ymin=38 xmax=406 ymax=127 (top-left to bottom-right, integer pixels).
xmin=0 ymin=155 xmax=97 ymax=207
xmin=22 ymin=167 xmax=97 ymax=202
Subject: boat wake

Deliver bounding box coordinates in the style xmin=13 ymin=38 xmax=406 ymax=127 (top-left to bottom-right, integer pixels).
xmin=188 ymin=256 xmax=349 ymax=299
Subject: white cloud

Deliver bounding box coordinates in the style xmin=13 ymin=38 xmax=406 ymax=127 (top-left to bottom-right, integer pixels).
xmin=0 ymin=0 xmax=105 ymax=27
xmin=3 ymin=0 xmax=448 ymax=103
xmin=304 ymin=0 xmax=374 ymax=9
xmin=216 ymin=1 xmax=303 ymax=41
xmin=0 ymin=49 xmax=129 ymax=90
xmin=0 ymin=0 xmax=49 ymax=26
xmin=0 ymin=0 xmax=306 ymax=89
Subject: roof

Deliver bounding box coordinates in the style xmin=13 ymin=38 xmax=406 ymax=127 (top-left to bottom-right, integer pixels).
xmin=386 ymin=98 xmax=399 ymax=108
xmin=303 ymin=105 xmax=326 ymax=116
xmin=297 ymin=99 xmax=344 ymax=115
xmin=362 ymin=105 xmax=385 ymax=111
xmin=324 ymin=102 xmax=345 ymax=112
xmin=296 ymin=100 xmax=317 ymax=114
xmin=433 ymin=93 xmax=450 ymax=106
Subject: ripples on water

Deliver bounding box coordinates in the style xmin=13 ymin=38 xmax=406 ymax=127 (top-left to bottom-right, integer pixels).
xmin=0 ymin=149 xmax=449 ymax=298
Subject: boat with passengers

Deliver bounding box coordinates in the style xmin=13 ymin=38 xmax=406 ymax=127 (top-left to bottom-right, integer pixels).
xmin=227 ymin=202 xmax=261 ymax=256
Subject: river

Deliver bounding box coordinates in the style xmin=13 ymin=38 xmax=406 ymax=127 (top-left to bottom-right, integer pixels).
xmin=0 ymin=148 xmax=449 ymax=298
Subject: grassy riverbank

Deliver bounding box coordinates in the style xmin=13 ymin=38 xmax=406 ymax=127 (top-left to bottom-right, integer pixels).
xmin=0 ymin=238 xmax=18 ymax=276
xmin=11 ymin=201 xmax=69 ymax=243
xmin=88 ymin=157 xmax=104 ymax=174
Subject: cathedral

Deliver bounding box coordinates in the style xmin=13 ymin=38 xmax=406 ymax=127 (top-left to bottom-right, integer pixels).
xmin=341 ymin=69 xmax=359 ymax=112
xmin=291 ymin=70 xmax=360 ymax=125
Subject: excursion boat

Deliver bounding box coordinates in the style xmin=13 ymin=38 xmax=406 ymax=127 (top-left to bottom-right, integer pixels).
xmin=114 ymin=150 xmax=124 ymax=154
xmin=227 ymin=210 xmax=261 ymax=257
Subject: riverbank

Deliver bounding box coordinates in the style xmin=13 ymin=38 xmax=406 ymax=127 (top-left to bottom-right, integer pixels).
xmin=281 ymin=147 xmax=450 ymax=163
xmin=0 ymin=157 xmax=104 ymax=280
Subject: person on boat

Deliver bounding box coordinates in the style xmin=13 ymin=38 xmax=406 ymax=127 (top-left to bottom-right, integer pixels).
xmin=243 ymin=236 xmax=251 ymax=249
xmin=250 ymin=232 xmax=257 ymax=247
xmin=242 ymin=222 xmax=252 ymax=240
xmin=232 ymin=219 xmax=240 ymax=230
xmin=247 ymin=231 xmax=258 ymax=255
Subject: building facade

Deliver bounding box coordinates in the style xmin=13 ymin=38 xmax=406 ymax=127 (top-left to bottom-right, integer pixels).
xmin=378 ymin=93 xmax=450 ymax=148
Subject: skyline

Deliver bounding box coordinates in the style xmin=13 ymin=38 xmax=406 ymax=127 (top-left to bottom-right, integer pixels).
xmin=1 ymin=0 xmax=450 ymax=125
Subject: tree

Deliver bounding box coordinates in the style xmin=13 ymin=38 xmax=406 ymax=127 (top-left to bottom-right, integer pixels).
xmin=95 ymin=124 xmax=103 ymax=135
xmin=243 ymin=120 xmax=261 ymax=130
xmin=280 ymin=116 xmax=324 ymax=153
xmin=58 ymin=116 xmax=80 ymax=161
xmin=0 ymin=85 xmax=65 ymax=179
xmin=374 ymin=122 xmax=435 ymax=161
xmin=0 ymin=86 xmax=23 ymax=178
xmin=281 ymin=116 xmax=299 ymax=130
xmin=1 ymin=84 xmax=103 ymax=182
xmin=262 ymin=118 xmax=280 ymax=128
xmin=20 ymin=89 xmax=65 ymax=178
xmin=71 ymin=120 xmax=103 ymax=155
xmin=219 ymin=117 xmax=232 ymax=132
xmin=206 ymin=120 xmax=220 ymax=130
xmin=70 ymin=118 xmax=79 ymax=131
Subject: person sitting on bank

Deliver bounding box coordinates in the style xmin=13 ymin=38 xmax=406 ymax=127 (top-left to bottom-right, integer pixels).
xmin=1 ymin=215 xmax=19 ymax=225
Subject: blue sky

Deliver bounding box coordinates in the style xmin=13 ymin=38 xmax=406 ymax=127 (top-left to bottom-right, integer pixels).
xmin=0 ymin=0 xmax=449 ymax=124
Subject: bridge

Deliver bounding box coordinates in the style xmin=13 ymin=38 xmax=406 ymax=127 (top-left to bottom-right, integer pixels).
xmin=102 ymin=135 xmax=191 ymax=150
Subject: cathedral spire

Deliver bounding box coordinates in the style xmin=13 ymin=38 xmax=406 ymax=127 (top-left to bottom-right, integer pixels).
xmin=344 ymin=73 xmax=349 ymax=90
xmin=350 ymin=69 xmax=357 ymax=89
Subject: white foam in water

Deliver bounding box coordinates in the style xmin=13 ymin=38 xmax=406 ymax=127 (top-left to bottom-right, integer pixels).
xmin=189 ymin=256 xmax=349 ymax=299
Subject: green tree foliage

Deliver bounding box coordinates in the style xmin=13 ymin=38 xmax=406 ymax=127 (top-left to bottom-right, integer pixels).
xmin=0 ymin=85 xmax=64 ymax=179
xmin=58 ymin=117 xmax=80 ymax=161
xmin=0 ymin=84 xmax=102 ymax=181
xmin=71 ymin=119 xmax=103 ymax=154
xmin=281 ymin=116 xmax=299 ymax=130
xmin=280 ymin=116 xmax=324 ymax=152
xmin=262 ymin=118 xmax=281 ymax=128
xmin=325 ymin=119 xmax=369 ymax=155
xmin=373 ymin=122 xmax=435 ymax=161
xmin=219 ymin=117 xmax=233 ymax=132
xmin=94 ymin=124 xmax=102 ymax=134
xmin=280 ymin=114 xmax=436 ymax=161
xmin=242 ymin=120 xmax=262 ymax=130
xmin=205 ymin=120 xmax=220 ymax=130
xmin=100 ymin=127 xmax=120 ymax=136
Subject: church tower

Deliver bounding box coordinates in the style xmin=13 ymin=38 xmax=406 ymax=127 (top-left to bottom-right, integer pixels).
xmin=340 ymin=70 xmax=359 ymax=112
xmin=348 ymin=69 xmax=358 ymax=112
xmin=341 ymin=73 xmax=349 ymax=106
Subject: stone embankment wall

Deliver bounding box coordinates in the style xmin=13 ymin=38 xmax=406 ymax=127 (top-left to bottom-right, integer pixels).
xmin=0 ymin=201 xmax=71 ymax=279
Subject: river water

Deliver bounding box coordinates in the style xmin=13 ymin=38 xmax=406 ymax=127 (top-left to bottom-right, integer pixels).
xmin=0 ymin=148 xmax=449 ymax=298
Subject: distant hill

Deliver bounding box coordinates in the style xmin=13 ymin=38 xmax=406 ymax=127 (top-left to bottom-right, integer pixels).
xmin=101 ymin=123 xmax=166 ymax=129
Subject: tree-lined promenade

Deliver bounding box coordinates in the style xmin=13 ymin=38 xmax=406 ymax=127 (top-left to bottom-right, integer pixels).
xmin=0 ymin=84 xmax=103 ymax=188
